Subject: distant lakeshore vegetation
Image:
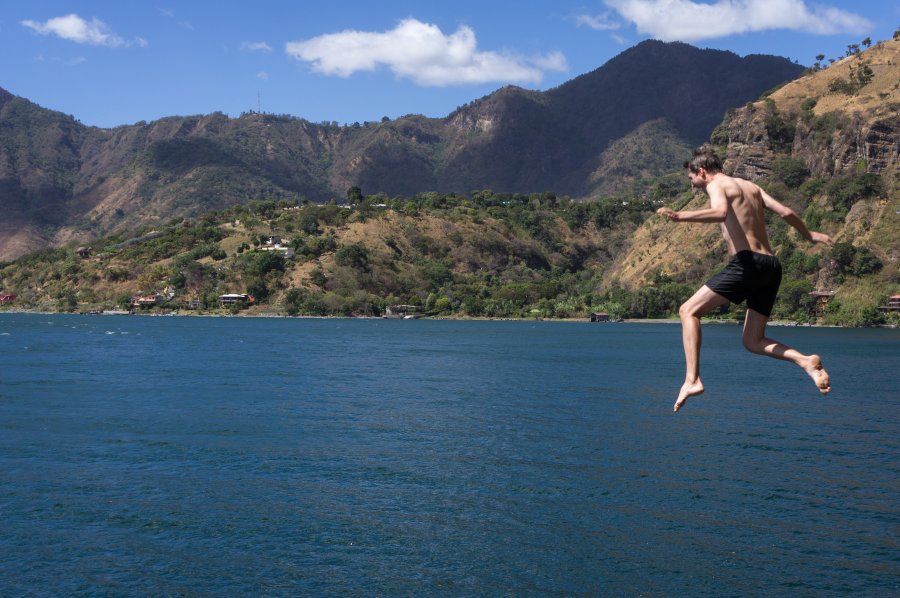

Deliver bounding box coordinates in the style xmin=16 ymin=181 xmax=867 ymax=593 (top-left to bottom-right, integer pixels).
xmin=1 ymin=184 xmax=896 ymax=327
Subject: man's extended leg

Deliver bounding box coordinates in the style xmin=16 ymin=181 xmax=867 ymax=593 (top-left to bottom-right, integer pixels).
xmin=741 ymin=309 xmax=831 ymax=394
xmin=674 ymin=285 xmax=730 ymax=412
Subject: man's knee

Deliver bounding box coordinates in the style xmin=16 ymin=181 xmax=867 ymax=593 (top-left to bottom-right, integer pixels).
xmin=742 ymin=334 xmax=757 ymax=353
xmin=742 ymin=309 xmax=769 ymax=353
xmin=742 ymin=331 xmax=764 ymax=354
xmin=679 ymin=301 xmax=701 ymax=320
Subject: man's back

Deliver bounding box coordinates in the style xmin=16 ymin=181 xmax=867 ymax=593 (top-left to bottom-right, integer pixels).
xmin=706 ymin=173 xmax=773 ymax=256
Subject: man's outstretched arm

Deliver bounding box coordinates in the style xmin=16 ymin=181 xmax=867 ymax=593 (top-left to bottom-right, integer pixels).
xmin=760 ymin=188 xmax=834 ymax=245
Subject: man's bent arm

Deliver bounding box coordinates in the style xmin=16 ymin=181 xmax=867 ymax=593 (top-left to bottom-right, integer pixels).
xmin=657 ymin=207 xmax=727 ymax=222
xmin=657 ymin=187 xmax=728 ymax=223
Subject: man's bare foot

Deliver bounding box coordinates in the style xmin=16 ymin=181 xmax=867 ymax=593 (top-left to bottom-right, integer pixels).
xmin=804 ymin=355 xmax=831 ymax=395
xmin=674 ymin=380 xmax=704 ymax=413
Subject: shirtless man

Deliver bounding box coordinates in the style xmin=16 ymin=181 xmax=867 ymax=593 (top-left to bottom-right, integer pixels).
xmin=657 ymin=146 xmax=833 ymax=413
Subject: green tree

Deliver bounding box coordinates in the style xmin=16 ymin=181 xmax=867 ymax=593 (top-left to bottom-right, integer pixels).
xmin=245 ymin=251 xmax=285 ymax=276
xmin=421 ymin=260 xmax=453 ymax=290
xmin=283 ymin=288 xmax=305 ymax=315
xmin=298 ymin=212 xmax=319 ymax=234
xmin=347 ymin=186 xmax=363 ymax=204
xmin=830 ymin=243 xmax=883 ymax=277
xmin=335 ymin=243 xmax=370 ymax=270
xmin=310 ymin=267 xmax=327 ymax=287
xmin=850 ymin=246 xmax=883 ymax=276
xmin=773 ymin=278 xmax=814 ymax=320
xmin=770 ymin=158 xmax=809 ymax=188
xmin=764 ymin=112 xmax=795 ymax=151
xmin=826 ymin=173 xmax=884 ymax=215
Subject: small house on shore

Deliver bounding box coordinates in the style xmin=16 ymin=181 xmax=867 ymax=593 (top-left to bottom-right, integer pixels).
xmin=877 ymin=294 xmax=900 ymax=313
xmin=0 ymin=293 xmax=17 ymax=304
xmin=384 ymin=305 xmax=423 ymax=319
xmin=131 ymin=293 xmax=163 ymax=308
xmin=219 ymin=293 xmax=254 ymax=306
xmin=808 ymin=291 xmax=835 ymax=318
xmin=590 ymin=312 xmax=610 ymax=322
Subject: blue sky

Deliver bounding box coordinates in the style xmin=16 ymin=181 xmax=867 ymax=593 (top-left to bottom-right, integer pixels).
xmin=1 ymin=1 xmax=896 ymax=129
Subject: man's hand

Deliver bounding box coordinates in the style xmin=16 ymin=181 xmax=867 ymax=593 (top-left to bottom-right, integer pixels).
xmin=657 ymin=207 xmax=678 ymax=221
xmin=810 ymin=231 xmax=833 ymax=245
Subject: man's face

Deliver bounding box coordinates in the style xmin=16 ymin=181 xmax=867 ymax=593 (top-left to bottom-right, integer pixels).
xmin=688 ymin=168 xmax=708 ymax=190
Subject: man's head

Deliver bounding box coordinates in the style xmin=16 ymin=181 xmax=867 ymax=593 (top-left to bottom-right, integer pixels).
xmin=684 ymin=145 xmax=723 ymax=189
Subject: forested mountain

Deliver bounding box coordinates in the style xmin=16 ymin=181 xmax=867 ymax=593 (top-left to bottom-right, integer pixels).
xmin=0 ymin=40 xmax=803 ymax=261
xmin=2 ymin=37 xmax=896 ymax=326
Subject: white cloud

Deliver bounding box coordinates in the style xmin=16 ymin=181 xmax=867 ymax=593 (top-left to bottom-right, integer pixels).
xmin=56 ymin=56 xmax=87 ymax=66
xmin=533 ymin=51 xmax=569 ymax=72
xmin=21 ymin=13 xmax=126 ymax=47
xmin=241 ymin=41 xmax=273 ymax=52
xmin=285 ymin=18 xmax=567 ymax=86
xmin=257 ymin=71 xmax=269 ymax=80
xmin=575 ymin=11 xmax=622 ymax=31
xmin=603 ymin=0 xmax=872 ymax=41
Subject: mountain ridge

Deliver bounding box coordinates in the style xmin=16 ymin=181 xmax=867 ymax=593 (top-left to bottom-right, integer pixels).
xmin=0 ymin=40 xmax=804 ymax=261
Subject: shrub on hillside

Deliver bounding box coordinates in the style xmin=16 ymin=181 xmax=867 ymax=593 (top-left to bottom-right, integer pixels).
xmin=770 ymin=158 xmax=810 ymax=188
xmin=825 ymin=173 xmax=884 ymax=216
xmin=830 ymin=242 xmax=883 ymax=277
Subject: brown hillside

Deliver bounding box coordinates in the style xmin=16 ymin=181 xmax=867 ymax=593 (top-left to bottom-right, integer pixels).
xmin=770 ymin=39 xmax=900 ymax=116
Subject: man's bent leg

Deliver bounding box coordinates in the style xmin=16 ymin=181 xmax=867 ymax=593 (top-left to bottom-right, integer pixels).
xmin=674 ymin=286 xmax=730 ymax=412
xmin=741 ymin=309 xmax=831 ymax=394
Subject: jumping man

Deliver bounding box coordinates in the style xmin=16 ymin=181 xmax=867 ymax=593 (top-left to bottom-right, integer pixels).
xmin=657 ymin=146 xmax=833 ymax=413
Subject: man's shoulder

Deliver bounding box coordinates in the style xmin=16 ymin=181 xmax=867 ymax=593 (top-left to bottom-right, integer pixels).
xmin=709 ymin=173 xmax=747 ymax=195
xmin=717 ymin=174 xmax=760 ymax=194
xmin=714 ymin=172 xmax=751 ymax=185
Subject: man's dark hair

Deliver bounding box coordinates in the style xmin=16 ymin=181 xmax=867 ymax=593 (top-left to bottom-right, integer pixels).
xmin=684 ymin=145 xmax=723 ymax=173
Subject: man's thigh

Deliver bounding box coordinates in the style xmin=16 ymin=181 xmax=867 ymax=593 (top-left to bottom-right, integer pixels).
xmin=682 ymin=285 xmax=730 ymax=317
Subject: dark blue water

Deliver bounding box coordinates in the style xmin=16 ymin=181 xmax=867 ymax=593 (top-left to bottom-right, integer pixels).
xmin=1 ymin=314 xmax=897 ymax=596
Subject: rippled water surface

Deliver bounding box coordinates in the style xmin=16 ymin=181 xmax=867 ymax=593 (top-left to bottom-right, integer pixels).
xmin=1 ymin=314 xmax=897 ymax=596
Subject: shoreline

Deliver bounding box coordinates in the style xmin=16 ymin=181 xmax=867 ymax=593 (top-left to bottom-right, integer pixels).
xmin=1 ymin=308 xmax=892 ymax=328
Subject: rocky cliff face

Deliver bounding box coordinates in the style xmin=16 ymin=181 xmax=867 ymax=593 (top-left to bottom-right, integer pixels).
xmin=719 ymin=39 xmax=899 ymax=180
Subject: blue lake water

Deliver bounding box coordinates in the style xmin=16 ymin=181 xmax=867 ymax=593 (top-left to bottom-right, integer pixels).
xmin=0 ymin=313 xmax=897 ymax=596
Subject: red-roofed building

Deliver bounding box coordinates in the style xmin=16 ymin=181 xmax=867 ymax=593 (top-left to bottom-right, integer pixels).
xmin=808 ymin=290 xmax=835 ymax=318
xmin=131 ymin=293 xmax=163 ymax=308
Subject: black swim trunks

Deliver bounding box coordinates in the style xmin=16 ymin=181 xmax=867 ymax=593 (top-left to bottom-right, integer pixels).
xmin=705 ymin=250 xmax=782 ymax=317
